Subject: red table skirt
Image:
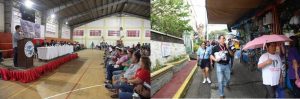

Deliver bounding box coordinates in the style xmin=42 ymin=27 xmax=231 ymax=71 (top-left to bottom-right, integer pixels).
xmin=0 ymin=53 xmax=78 ymax=83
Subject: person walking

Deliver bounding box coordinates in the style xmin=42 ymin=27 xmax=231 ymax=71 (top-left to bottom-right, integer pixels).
xmin=210 ymin=35 xmax=233 ymax=98
xmin=257 ymin=42 xmax=284 ymax=98
xmin=227 ymin=39 xmax=235 ymax=75
xmin=197 ymin=42 xmax=212 ymax=84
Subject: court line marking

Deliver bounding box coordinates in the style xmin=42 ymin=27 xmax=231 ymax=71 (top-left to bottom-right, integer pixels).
xmin=7 ymin=50 xmax=84 ymax=99
xmin=44 ymin=84 xmax=104 ymax=99
xmin=65 ymin=50 xmax=103 ymax=99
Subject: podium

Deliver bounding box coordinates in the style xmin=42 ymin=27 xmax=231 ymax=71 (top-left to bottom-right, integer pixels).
xmin=17 ymin=38 xmax=33 ymax=68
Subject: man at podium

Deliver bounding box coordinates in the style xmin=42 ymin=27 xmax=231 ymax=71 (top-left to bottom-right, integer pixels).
xmin=13 ymin=25 xmax=24 ymax=67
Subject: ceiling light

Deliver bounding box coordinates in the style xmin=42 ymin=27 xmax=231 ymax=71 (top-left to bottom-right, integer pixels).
xmin=51 ymin=14 xmax=55 ymax=18
xmin=24 ymin=0 xmax=33 ymax=8
xmin=65 ymin=22 xmax=68 ymax=25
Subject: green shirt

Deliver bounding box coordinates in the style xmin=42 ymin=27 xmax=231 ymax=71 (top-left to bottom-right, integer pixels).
xmin=123 ymin=59 xmax=131 ymax=71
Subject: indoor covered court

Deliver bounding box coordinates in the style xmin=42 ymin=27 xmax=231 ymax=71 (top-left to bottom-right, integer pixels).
xmin=0 ymin=0 xmax=150 ymax=99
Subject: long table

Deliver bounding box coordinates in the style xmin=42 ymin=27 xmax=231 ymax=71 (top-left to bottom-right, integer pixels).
xmin=37 ymin=45 xmax=74 ymax=60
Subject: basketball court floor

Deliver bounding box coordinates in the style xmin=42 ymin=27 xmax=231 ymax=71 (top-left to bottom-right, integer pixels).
xmin=0 ymin=49 xmax=110 ymax=99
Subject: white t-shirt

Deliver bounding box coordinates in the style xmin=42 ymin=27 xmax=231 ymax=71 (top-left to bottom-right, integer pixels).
xmin=123 ymin=63 xmax=140 ymax=79
xmin=258 ymin=53 xmax=283 ymax=86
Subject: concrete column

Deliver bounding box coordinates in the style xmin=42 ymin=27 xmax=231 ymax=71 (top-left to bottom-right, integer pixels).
xmin=58 ymin=19 xmax=62 ymax=38
xmin=4 ymin=0 xmax=13 ymax=33
xmin=70 ymin=27 xmax=74 ymax=40
xmin=0 ymin=0 xmax=5 ymax=32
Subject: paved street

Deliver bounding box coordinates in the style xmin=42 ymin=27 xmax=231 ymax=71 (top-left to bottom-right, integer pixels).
xmin=185 ymin=59 xmax=294 ymax=98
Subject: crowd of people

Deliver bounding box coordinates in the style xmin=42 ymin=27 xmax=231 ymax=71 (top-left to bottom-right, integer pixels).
xmin=102 ymin=41 xmax=151 ymax=99
xmin=197 ymin=35 xmax=236 ymax=98
xmin=196 ymin=35 xmax=300 ymax=98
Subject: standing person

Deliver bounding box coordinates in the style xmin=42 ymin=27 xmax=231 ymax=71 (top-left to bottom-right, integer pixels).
xmin=210 ymin=35 xmax=233 ymax=98
xmin=210 ymin=41 xmax=216 ymax=68
xmin=227 ymin=39 xmax=235 ymax=75
xmin=91 ymin=42 xmax=94 ymax=49
xmin=12 ymin=25 xmax=24 ymax=67
xmin=136 ymin=42 xmax=141 ymax=50
xmin=257 ymin=42 xmax=284 ymax=98
xmin=197 ymin=42 xmax=212 ymax=83
xmin=288 ymin=36 xmax=300 ymax=97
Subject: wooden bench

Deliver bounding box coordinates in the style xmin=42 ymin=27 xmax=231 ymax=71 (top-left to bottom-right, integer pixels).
xmin=0 ymin=33 xmax=13 ymax=58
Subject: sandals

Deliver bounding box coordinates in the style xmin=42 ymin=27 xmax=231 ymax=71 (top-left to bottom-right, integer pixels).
xmin=110 ymin=93 xmax=118 ymax=98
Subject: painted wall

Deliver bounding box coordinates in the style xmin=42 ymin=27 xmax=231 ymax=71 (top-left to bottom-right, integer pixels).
xmin=73 ymin=16 xmax=151 ymax=47
xmin=150 ymin=41 xmax=186 ymax=68
xmin=0 ymin=2 xmax=4 ymax=32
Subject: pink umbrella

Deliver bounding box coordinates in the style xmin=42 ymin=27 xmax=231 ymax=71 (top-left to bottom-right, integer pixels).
xmin=242 ymin=34 xmax=292 ymax=50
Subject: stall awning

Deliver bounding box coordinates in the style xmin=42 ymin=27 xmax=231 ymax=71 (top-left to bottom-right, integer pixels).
xmin=206 ymin=0 xmax=263 ymax=25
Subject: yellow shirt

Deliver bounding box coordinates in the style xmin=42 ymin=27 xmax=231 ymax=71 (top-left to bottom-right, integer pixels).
xmin=234 ymin=42 xmax=240 ymax=49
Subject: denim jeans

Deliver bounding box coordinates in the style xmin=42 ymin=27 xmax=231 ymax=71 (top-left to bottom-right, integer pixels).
xmin=119 ymin=82 xmax=134 ymax=93
xmin=119 ymin=92 xmax=133 ymax=99
xmin=216 ymin=63 xmax=231 ymax=96
xmin=113 ymin=70 xmax=124 ymax=75
xmin=106 ymin=64 xmax=122 ymax=81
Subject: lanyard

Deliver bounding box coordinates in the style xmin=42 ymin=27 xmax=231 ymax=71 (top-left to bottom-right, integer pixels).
xmin=219 ymin=44 xmax=226 ymax=51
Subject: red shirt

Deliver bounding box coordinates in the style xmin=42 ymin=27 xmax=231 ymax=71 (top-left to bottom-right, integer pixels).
xmin=134 ymin=68 xmax=150 ymax=84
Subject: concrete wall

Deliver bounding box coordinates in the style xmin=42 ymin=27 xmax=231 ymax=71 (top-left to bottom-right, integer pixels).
xmin=0 ymin=2 xmax=4 ymax=32
xmin=150 ymin=41 xmax=186 ymax=68
xmin=73 ymin=16 xmax=151 ymax=47
xmin=151 ymin=58 xmax=188 ymax=96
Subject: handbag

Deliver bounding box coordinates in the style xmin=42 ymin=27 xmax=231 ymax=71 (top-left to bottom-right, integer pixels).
xmin=295 ymin=79 xmax=300 ymax=88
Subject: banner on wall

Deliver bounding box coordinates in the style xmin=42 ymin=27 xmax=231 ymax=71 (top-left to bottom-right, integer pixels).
xmin=62 ymin=26 xmax=71 ymax=39
xmin=161 ymin=42 xmax=171 ymax=57
xmin=45 ymin=20 xmax=58 ymax=38
xmin=20 ymin=19 xmax=43 ymax=38
xmin=90 ymin=30 xmax=101 ymax=36
xmin=73 ymin=30 xmax=84 ymax=36
xmin=62 ymin=30 xmax=70 ymax=39
xmin=40 ymin=25 xmax=45 ymax=38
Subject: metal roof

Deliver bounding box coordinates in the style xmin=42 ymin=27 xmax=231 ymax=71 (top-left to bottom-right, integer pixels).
xmin=206 ymin=0 xmax=263 ymax=24
xmin=30 ymin=0 xmax=150 ymax=27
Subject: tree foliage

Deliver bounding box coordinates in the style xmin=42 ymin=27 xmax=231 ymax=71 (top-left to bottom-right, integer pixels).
xmin=208 ymin=29 xmax=228 ymax=40
xmin=151 ymin=0 xmax=193 ymax=37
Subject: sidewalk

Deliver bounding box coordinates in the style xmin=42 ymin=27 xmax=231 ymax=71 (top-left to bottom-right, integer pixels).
xmin=185 ymin=59 xmax=294 ymax=98
xmin=152 ymin=60 xmax=197 ymax=98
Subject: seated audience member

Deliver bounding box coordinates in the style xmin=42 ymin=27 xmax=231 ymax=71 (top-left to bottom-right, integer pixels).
xmin=119 ymin=83 xmax=150 ymax=99
xmin=111 ymin=48 xmax=134 ymax=76
xmin=118 ymin=56 xmax=151 ymax=98
xmin=107 ymin=51 xmax=141 ymax=98
xmin=105 ymin=47 xmax=121 ymax=83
